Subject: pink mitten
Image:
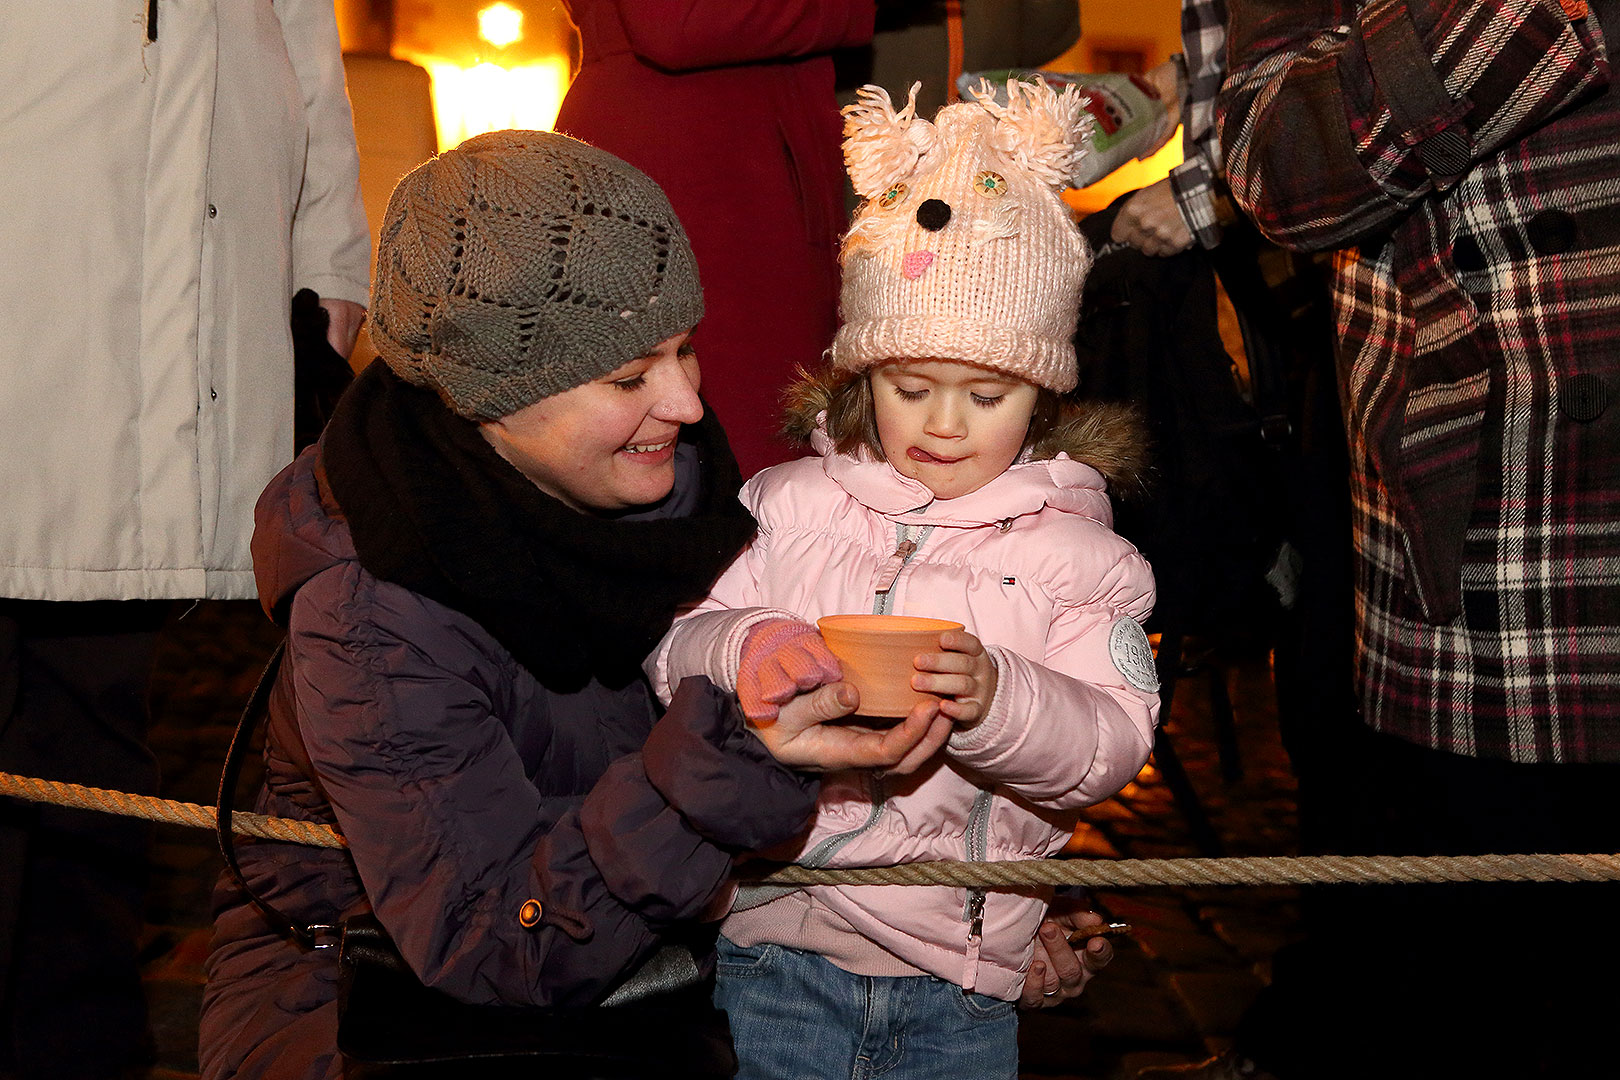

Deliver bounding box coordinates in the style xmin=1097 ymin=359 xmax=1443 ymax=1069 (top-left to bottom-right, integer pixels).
xmin=735 ymin=618 xmax=844 ymax=723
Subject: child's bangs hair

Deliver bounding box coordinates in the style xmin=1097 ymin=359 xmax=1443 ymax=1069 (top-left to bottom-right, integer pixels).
xmin=780 ymin=364 xmax=1062 ymax=460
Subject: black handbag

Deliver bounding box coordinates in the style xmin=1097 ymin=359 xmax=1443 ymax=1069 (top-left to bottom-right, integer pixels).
xmin=217 ymin=643 xmax=739 ymax=1078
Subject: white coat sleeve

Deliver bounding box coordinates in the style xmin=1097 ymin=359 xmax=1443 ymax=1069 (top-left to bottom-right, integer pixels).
xmin=945 ymin=548 xmax=1159 ymax=810
xmin=275 ymin=0 xmax=371 ymax=306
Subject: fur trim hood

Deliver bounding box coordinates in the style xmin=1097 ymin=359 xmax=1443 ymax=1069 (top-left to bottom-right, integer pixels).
xmin=780 ymin=367 xmax=1150 ymax=498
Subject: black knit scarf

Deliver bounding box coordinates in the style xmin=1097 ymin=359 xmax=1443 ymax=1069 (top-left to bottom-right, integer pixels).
xmin=321 ymin=363 xmax=757 ymax=691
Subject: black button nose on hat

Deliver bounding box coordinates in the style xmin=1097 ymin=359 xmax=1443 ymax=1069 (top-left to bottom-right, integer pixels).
xmin=916 ymin=199 xmax=952 ymax=231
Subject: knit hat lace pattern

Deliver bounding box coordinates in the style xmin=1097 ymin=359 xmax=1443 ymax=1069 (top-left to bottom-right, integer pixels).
xmin=369 ymin=129 xmax=704 ymax=420
xmin=831 ymin=80 xmax=1095 ymax=393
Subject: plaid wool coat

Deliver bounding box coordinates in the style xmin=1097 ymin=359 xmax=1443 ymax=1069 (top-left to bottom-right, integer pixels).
xmin=1221 ymin=0 xmax=1620 ymax=762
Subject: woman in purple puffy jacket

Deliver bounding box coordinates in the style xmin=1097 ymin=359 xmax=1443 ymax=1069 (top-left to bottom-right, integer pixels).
xmin=196 ymin=130 xmax=962 ymax=1080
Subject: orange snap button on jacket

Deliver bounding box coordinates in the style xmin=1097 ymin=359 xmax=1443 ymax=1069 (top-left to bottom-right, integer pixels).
xmin=518 ymin=899 xmax=544 ymax=927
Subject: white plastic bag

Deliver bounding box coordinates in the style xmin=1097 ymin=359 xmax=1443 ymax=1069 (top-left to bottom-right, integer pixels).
xmin=960 ymin=69 xmax=1173 ymax=189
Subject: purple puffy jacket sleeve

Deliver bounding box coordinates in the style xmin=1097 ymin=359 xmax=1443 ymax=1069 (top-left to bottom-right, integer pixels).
xmin=288 ymin=573 xmax=817 ymax=1007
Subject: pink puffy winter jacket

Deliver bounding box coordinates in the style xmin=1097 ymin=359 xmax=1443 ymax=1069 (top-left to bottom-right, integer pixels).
xmin=649 ymin=431 xmax=1160 ymax=1000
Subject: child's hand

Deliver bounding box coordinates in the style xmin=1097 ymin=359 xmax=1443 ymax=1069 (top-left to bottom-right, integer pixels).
xmin=912 ymin=629 xmax=998 ymax=729
xmin=736 ymin=618 xmax=843 ymax=723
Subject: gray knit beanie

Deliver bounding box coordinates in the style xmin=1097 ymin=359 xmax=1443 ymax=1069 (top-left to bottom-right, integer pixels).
xmin=369 ymin=129 xmax=704 ymax=420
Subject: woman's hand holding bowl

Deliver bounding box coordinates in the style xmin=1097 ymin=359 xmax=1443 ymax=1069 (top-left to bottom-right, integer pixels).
xmin=760 ymin=683 xmax=954 ymax=775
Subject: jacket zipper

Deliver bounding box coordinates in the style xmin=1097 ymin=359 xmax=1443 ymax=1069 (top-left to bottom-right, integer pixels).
xmin=797 ymin=526 xmax=935 ymax=867
xmin=733 ymin=770 xmax=890 ymax=911
xmin=871 ymin=522 xmax=996 ymax=990
xmin=873 ymin=523 xmax=933 ymax=613
xmin=961 ymin=789 xmax=993 ymax=990
xmin=797 ymin=773 xmax=888 ymax=867
xmin=756 ymin=527 xmax=936 ymax=893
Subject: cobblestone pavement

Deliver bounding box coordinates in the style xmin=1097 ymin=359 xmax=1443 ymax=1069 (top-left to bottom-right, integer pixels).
xmin=134 ymin=601 xmax=1301 ymax=1080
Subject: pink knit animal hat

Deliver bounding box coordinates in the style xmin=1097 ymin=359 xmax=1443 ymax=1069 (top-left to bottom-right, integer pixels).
xmin=829 ymin=79 xmax=1095 ymax=393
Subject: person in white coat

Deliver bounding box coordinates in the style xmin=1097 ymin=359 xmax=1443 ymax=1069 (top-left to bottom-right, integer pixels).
xmin=0 ymin=1 xmax=369 ymax=1074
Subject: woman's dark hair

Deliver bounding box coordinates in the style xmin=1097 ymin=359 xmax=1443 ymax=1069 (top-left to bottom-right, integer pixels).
xmin=781 ymin=364 xmax=1062 ymax=460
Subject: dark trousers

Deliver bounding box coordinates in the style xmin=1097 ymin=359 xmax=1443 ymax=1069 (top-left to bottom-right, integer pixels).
xmin=1254 ymin=347 xmax=1620 ymax=1076
xmin=0 ymin=600 xmax=169 ymax=1079
xmin=1238 ymin=721 xmax=1620 ymax=1079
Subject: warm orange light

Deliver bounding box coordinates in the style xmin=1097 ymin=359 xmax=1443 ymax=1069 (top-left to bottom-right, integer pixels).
xmin=477 ymin=3 xmax=524 ymax=49
xmin=423 ymin=56 xmax=571 ymax=151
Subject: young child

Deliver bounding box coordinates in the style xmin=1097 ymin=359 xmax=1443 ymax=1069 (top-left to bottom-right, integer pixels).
xmin=649 ymin=80 xmax=1161 ymax=1078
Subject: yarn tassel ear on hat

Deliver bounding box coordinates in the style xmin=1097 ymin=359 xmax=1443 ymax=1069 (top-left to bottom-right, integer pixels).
xmin=829 ymin=78 xmax=1096 ymax=396
xmin=843 ymin=82 xmax=938 ymax=200
xmin=970 ymin=76 xmax=1095 ymax=191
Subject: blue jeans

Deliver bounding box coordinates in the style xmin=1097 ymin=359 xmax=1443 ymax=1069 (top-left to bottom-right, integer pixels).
xmin=714 ymin=935 xmax=1018 ymax=1080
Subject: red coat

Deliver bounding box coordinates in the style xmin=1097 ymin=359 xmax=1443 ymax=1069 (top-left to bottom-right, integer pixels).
xmin=556 ymin=0 xmax=874 ymax=474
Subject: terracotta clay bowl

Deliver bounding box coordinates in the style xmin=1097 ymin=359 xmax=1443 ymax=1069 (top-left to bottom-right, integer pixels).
xmin=816 ymin=614 xmax=965 ymax=718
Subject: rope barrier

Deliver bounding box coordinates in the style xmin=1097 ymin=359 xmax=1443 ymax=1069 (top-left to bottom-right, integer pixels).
xmin=745 ymin=852 xmax=1620 ymax=888
xmin=0 ymin=770 xmax=347 ymax=849
xmin=7 ymin=770 xmax=1620 ymax=889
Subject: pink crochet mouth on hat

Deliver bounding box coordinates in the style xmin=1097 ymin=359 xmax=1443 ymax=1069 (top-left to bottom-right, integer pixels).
xmin=902 ymin=251 xmax=935 ymax=280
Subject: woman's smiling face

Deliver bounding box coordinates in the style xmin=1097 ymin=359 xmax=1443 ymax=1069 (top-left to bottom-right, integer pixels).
xmin=870 ymin=359 xmax=1038 ymax=500
xmin=478 ymin=332 xmax=703 ymax=513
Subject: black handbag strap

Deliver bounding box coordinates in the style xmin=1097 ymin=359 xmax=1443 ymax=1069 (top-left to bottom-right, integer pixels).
xmin=216 ymin=640 xmax=340 ymax=949
xmin=1207 ymin=223 xmax=1306 ymax=448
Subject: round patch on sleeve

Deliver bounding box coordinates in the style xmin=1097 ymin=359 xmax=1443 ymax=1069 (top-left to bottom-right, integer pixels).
xmin=1108 ymin=617 xmax=1161 ymax=694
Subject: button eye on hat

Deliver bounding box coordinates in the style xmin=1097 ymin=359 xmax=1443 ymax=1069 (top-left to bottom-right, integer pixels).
xmin=973 ymin=171 xmax=1008 ymax=197
xmin=878 ymin=183 xmax=908 ymax=209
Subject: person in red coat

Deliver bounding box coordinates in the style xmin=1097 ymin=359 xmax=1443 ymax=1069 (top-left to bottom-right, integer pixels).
xmin=555 ymin=1 xmax=876 ymax=474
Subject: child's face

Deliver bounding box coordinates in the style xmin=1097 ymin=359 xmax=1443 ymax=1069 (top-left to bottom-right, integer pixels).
xmin=870 ymin=360 xmax=1039 ymax=500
